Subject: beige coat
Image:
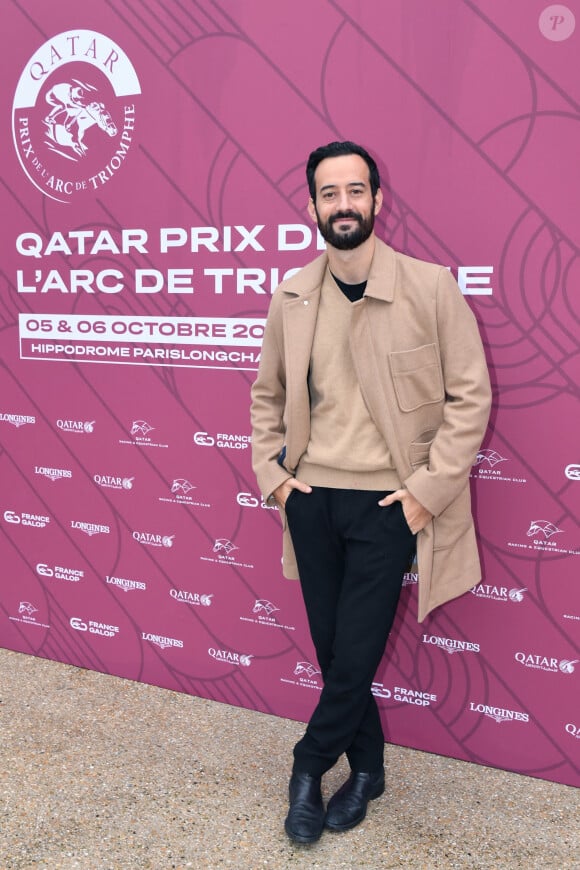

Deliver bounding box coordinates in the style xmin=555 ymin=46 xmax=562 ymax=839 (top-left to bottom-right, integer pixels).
xmin=250 ymin=239 xmax=491 ymax=621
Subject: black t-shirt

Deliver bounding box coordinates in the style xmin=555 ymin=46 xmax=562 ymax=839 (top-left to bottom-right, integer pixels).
xmin=331 ymin=272 xmax=367 ymax=302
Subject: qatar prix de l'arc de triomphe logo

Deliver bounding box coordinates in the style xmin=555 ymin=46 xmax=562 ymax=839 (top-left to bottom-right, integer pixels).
xmin=12 ymin=30 xmax=141 ymax=204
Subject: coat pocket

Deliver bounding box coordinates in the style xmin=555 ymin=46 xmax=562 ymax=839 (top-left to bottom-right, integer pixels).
xmin=409 ymin=430 xmax=438 ymax=468
xmin=432 ymin=483 xmax=473 ymax=551
xmin=389 ymin=344 xmax=444 ymax=412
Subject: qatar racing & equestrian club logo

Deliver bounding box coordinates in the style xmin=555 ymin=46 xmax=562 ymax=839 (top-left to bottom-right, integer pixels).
xmin=12 ymin=30 xmax=141 ymax=203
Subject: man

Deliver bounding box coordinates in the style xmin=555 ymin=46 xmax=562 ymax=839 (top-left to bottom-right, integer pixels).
xmin=250 ymin=141 xmax=491 ymax=844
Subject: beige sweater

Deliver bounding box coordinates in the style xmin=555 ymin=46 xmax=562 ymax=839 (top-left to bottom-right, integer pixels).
xmin=296 ymin=274 xmax=401 ymax=491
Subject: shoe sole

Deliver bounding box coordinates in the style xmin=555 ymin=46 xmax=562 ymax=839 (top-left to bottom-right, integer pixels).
xmin=284 ymin=821 xmax=323 ymax=844
xmin=324 ymin=782 xmax=385 ymax=832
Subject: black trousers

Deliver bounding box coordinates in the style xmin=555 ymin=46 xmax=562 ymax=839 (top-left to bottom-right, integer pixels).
xmin=285 ymin=487 xmax=415 ymax=778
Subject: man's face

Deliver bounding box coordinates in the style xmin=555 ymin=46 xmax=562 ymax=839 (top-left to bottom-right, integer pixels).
xmin=308 ymin=154 xmax=382 ymax=251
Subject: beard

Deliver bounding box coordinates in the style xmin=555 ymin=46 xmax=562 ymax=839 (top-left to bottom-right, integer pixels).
xmin=315 ymin=207 xmax=375 ymax=250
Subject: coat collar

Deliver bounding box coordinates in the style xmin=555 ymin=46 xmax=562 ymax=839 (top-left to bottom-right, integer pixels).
xmin=280 ymin=237 xmax=397 ymax=303
xmin=364 ymin=237 xmax=397 ymax=302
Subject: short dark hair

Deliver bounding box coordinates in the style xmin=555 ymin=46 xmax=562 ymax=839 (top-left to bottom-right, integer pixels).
xmin=306 ymin=141 xmax=380 ymax=200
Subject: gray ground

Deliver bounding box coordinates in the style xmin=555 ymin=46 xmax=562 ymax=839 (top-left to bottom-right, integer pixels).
xmin=0 ymin=648 xmax=578 ymax=869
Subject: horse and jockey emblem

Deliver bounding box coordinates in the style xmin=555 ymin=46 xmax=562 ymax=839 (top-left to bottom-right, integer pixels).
xmin=13 ymin=29 xmax=141 ymax=202
xmin=43 ymin=79 xmax=117 ymax=159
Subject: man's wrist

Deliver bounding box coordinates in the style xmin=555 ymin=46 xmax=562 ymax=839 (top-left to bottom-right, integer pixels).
xmin=267 ymin=476 xmax=293 ymax=504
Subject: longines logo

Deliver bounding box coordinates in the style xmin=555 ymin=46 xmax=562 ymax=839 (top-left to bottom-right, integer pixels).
xmin=37 ymin=562 xmax=84 ymax=582
xmin=470 ymin=584 xmax=527 ymax=604
xmin=35 ymin=466 xmax=72 ymax=482
xmin=106 ymin=574 xmax=146 ymax=592
xmin=469 ymin=702 xmax=529 ymax=724
xmin=57 ymin=419 xmax=94 ymax=434
xmin=514 ymin=652 xmax=578 ymax=675
xmin=0 ymin=412 xmax=35 ymax=427
xmin=565 ymin=464 xmax=580 ymax=481
xmin=193 ymin=431 xmax=251 ymax=450
xmin=4 ymin=510 xmax=50 ymax=528
xmin=13 ymin=30 xmax=141 ymax=203
xmin=422 ymin=634 xmax=480 ymax=654
xmin=71 ymin=520 xmax=109 ymax=536
xmin=470 ymin=449 xmax=527 ymax=484
xmin=142 ymin=632 xmax=183 ymax=650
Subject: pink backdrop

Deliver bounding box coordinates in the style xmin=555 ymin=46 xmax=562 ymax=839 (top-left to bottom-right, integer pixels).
xmin=1 ymin=1 xmax=578 ymax=788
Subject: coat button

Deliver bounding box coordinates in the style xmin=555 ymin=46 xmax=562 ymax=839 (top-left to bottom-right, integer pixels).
xmin=303 ymin=300 xmax=309 ymax=305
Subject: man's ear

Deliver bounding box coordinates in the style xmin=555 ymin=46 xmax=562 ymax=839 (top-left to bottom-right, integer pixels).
xmin=307 ymin=198 xmax=317 ymax=223
xmin=374 ymin=188 xmax=383 ymax=215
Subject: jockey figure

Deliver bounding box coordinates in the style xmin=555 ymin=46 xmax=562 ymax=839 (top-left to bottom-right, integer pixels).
xmin=44 ymin=80 xmax=97 ymax=131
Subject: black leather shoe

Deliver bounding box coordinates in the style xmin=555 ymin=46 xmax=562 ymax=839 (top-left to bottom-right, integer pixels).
xmin=324 ymin=769 xmax=385 ymax=832
xmin=284 ymin=771 xmax=325 ymax=844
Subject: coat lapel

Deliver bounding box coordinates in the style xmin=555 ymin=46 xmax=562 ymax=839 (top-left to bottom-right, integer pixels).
xmin=283 ymin=287 xmax=320 ymax=396
xmin=281 ymin=281 xmax=321 ymax=471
